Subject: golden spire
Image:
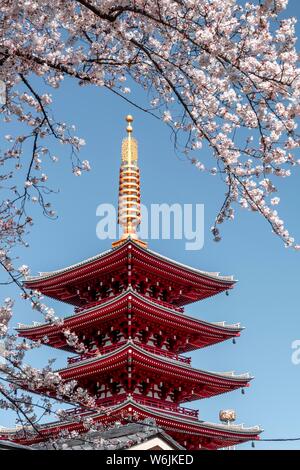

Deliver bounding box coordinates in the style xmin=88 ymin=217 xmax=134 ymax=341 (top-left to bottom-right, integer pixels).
xmin=112 ymin=115 xmax=147 ymax=248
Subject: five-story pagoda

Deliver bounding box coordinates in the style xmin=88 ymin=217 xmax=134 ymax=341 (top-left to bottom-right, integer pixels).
xmin=7 ymin=116 xmax=261 ymax=449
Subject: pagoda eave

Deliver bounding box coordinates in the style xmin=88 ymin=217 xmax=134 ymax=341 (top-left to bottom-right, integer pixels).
xmin=55 ymin=342 xmax=251 ymax=402
xmin=0 ymin=399 xmax=261 ymax=450
xmin=23 ymin=240 xmax=235 ymax=308
xmin=16 ymin=289 xmax=242 ymax=352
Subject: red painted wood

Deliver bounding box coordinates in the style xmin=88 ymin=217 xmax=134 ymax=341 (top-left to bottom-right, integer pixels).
xmin=7 ymin=240 xmax=261 ymax=449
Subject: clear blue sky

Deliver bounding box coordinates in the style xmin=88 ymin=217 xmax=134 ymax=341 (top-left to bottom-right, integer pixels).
xmin=1 ymin=0 xmax=300 ymax=450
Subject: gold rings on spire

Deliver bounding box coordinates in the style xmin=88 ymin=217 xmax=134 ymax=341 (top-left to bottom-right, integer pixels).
xmin=112 ymin=116 xmax=147 ymax=248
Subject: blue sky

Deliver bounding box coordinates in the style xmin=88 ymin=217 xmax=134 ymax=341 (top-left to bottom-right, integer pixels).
xmin=1 ymin=0 xmax=300 ymax=450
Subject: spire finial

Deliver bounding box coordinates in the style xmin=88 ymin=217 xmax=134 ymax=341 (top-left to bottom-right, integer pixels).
xmin=126 ymin=114 xmax=133 ymax=134
xmin=112 ymin=115 xmax=147 ymax=249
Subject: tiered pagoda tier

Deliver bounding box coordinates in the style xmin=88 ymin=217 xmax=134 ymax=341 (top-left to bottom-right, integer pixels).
xmin=1 ymin=398 xmax=261 ymax=450
xmin=22 ymin=237 xmax=237 ymax=308
xmin=17 ymin=283 xmax=242 ymax=353
xmin=3 ymin=116 xmax=261 ymax=450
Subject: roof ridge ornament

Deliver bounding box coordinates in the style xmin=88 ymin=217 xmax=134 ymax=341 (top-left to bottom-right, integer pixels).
xmin=112 ymin=115 xmax=147 ymax=249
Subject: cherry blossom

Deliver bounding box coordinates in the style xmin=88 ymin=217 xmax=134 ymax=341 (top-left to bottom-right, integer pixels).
xmin=0 ymin=0 xmax=299 ymax=247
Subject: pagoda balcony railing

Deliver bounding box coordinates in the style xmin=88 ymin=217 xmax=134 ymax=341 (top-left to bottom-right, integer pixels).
xmin=57 ymin=395 xmax=199 ymax=422
xmin=67 ymin=341 xmax=191 ymax=366
xmin=95 ymin=395 xmax=199 ymax=419
xmin=137 ymin=343 xmax=191 ymax=365
xmin=135 ymin=396 xmax=199 ymax=419
xmin=63 ymin=407 xmax=95 ymax=417
xmin=139 ymin=293 xmax=184 ymax=313
xmin=67 ymin=349 xmax=102 ymax=365
xmin=67 ymin=341 xmax=127 ymax=365
xmin=73 ymin=294 xmax=118 ymax=313
xmin=73 ymin=289 xmax=185 ymax=314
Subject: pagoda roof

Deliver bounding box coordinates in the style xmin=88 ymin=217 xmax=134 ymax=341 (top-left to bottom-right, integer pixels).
xmin=0 ymin=397 xmax=261 ymax=449
xmin=25 ymin=239 xmax=234 ymax=284
xmin=33 ymin=420 xmax=184 ymax=450
xmin=115 ymin=399 xmax=262 ymax=449
xmin=23 ymin=239 xmax=236 ymax=307
xmin=56 ymin=341 xmax=252 ymax=401
xmin=16 ymin=289 xmax=242 ymax=351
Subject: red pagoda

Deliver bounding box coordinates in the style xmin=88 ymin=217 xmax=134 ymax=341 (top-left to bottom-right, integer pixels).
xmin=5 ymin=116 xmax=261 ymax=449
